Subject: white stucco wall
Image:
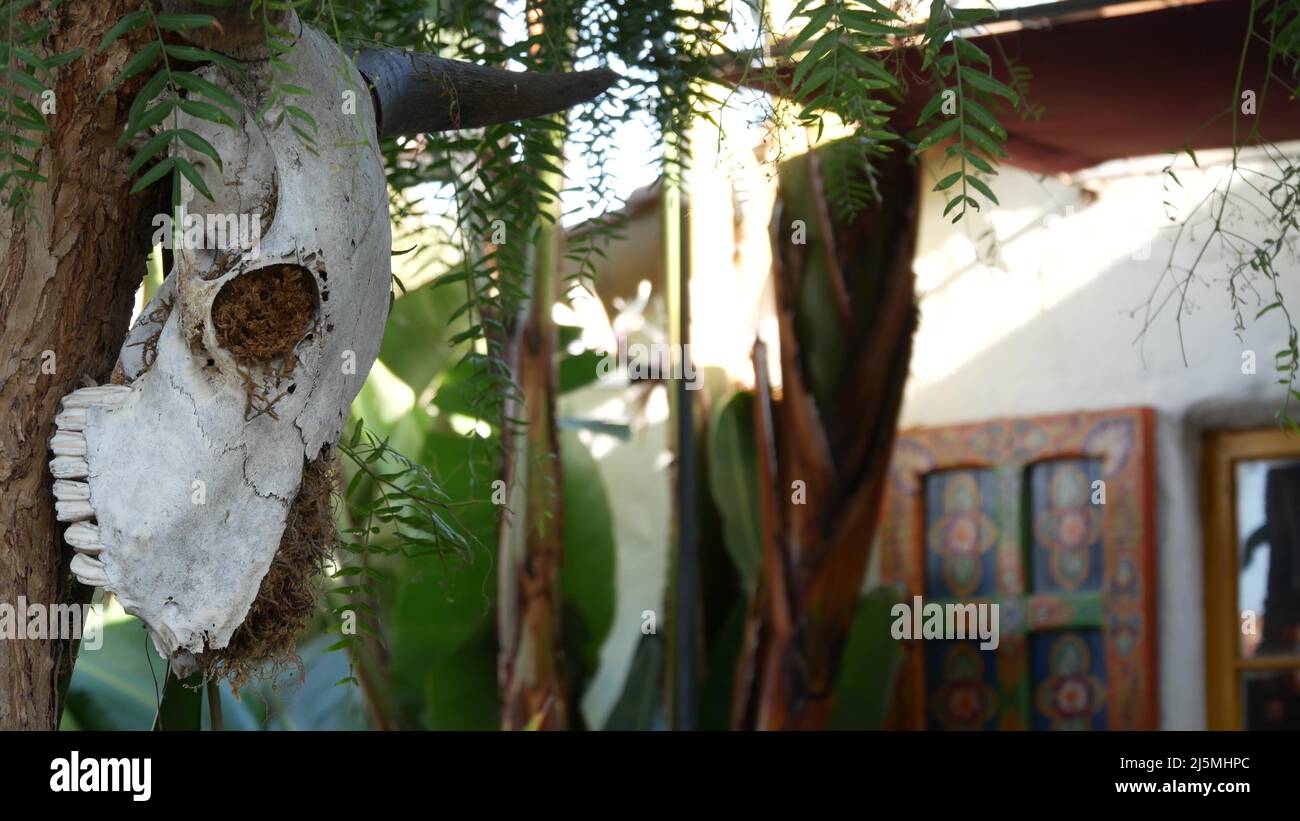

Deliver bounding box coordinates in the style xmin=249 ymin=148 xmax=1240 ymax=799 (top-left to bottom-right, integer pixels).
xmin=901 ymin=144 xmax=1300 ymax=728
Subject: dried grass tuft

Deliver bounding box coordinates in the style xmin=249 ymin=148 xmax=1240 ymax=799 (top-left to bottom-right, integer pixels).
xmin=200 ymin=454 xmax=336 ymax=693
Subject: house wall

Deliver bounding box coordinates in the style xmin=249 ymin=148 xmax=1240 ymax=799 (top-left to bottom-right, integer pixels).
xmin=901 ymin=144 xmax=1300 ymax=729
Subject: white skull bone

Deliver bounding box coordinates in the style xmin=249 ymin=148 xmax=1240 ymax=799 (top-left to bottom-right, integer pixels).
xmin=49 ymin=23 xmax=390 ymax=674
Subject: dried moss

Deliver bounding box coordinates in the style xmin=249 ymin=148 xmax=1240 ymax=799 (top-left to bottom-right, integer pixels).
xmin=211 ymin=264 xmax=318 ymax=369
xmin=200 ymin=454 xmax=336 ymax=692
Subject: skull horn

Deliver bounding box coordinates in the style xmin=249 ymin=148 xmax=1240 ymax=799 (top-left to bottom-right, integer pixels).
xmin=354 ymin=49 xmax=618 ymax=138
xmin=161 ymin=2 xmax=617 ymax=136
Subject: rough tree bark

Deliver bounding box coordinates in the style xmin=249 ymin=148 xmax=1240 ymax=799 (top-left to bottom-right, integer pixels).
xmin=0 ymin=1 xmax=160 ymax=730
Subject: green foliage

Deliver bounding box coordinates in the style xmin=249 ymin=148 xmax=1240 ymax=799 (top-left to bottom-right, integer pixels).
xmin=61 ymin=619 xmax=164 ymax=730
xmin=338 ymin=0 xmax=733 ymax=437
xmin=382 ymin=429 xmax=499 ymax=728
xmin=332 ymin=418 xmax=483 ymax=668
xmin=915 ymin=0 xmax=1017 ymax=223
xmin=378 ymin=278 xmax=467 ymax=396
xmin=152 ymin=669 xmax=203 ymax=730
xmin=371 ymin=424 xmax=617 ymax=728
xmin=697 ymin=599 xmax=744 ymax=729
xmin=558 ymin=347 xmax=605 ymax=394
xmin=421 ymin=622 xmax=499 ymax=730
xmin=1235 ymin=1 xmax=1300 ymax=428
xmin=0 ymin=0 xmax=80 ymax=223
xmin=1263 ymin=0 xmax=1300 ymax=90
xmin=253 ymin=0 xmax=319 ymax=152
xmin=101 ymin=0 xmax=325 ymax=210
xmin=828 ymin=585 xmax=906 ymax=729
xmin=706 ymin=390 xmax=761 ymax=590
xmin=341 ymin=299 xmax=621 ymax=728
xmin=101 ymin=2 xmax=241 ymax=208
xmin=341 ymin=420 xmax=479 ymax=564
xmin=430 ymin=114 xmax=568 ymax=434
xmin=778 ymin=1 xmax=1020 ymax=219
xmin=785 ymin=0 xmax=906 ymax=216
xmin=62 ymin=615 xmax=369 ymax=730
xmin=603 ymin=633 xmax=666 ymax=730
xmin=558 ymin=429 xmax=618 ymax=711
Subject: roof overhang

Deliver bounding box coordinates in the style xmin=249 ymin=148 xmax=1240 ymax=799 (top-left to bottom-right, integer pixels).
xmin=730 ymin=0 xmax=1300 ymax=175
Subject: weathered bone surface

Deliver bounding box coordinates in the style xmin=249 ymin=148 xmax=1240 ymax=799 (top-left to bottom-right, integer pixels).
xmin=50 ymin=21 xmax=391 ymax=674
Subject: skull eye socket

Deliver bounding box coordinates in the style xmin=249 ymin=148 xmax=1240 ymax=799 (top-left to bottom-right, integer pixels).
xmin=211 ymin=264 xmax=320 ymax=369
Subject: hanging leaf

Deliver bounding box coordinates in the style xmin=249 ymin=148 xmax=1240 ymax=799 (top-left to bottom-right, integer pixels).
xmin=603 ymin=634 xmax=666 ymax=730
xmin=153 ymin=670 xmax=203 ymax=731
xmin=559 ymin=429 xmax=617 ymax=697
xmin=827 ymin=587 xmax=908 ymax=729
xmin=706 ymin=391 xmax=762 ymax=588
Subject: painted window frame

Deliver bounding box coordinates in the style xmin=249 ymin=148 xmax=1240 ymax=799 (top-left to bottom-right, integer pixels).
xmin=879 ymin=407 xmax=1159 ymax=730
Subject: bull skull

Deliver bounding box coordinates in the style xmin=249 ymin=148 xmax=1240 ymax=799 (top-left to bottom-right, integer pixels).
xmin=48 ymin=10 xmax=613 ymax=675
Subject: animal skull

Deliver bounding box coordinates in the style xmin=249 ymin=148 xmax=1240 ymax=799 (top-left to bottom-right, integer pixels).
xmin=50 ymin=24 xmax=390 ymax=674
xmin=46 ymin=9 xmax=614 ymax=677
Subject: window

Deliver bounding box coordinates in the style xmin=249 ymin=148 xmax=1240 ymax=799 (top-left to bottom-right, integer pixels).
xmin=1203 ymin=429 xmax=1300 ymax=730
xmin=879 ymin=408 xmax=1158 ymax=730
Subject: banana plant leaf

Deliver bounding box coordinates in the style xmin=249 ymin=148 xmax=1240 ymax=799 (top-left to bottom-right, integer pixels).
xmin=62 ymin=616 xmax=368 ymax=730
xmin=707 ymin=390 xmax=762 ymax=590
xmin=379 ymin=277 xmax=467 ymax=397
xmin=558 ymin=429 xmax=617 ymax=720
xmin=828 ymin=586 xmax=907 ymax=730
xmin=603 ymin=633 xmax=667 ymax=731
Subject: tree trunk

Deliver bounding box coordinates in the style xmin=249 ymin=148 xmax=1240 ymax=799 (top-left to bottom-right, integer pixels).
xmin=0 ymin=1 xmax=158 ymax=730
xmin=496 ymin=120 xmax=568 ymax=731
xmin=732 ymin=146 xmax=919 ymax=729
xmin=494 ymin=3 xmax=572 ymax=732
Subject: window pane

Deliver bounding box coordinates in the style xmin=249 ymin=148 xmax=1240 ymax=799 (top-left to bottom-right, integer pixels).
xmin=1030 ymin=629 xmax=1108 ymax=730
xmin=1241 ymin=669 xmax=1300 ymax=730
xmin=923 ymin=469 xmax=1001 ymax=599
xmin=925 ymin=640 xmax=1003 ymax=730
xmin=1027 ymin=458 xmax=1104 ymax=594
xmin=1234 ymin=460 xmax=1300 ymax=659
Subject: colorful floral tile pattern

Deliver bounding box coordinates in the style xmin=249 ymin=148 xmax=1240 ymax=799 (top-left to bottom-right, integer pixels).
xmin=1029 ymin=459 xmax=1104 ymax=594
xmin=880 ymin=408 xmax=1157 ymax=730
xmin=1030 ymin=630 xmax=1108 ymax=730
xmin=924 ymin=470 xmax=1000 ymax=599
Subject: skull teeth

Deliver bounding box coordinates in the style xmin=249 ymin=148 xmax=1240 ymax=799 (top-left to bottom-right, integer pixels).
xmin=50 ymin=389 xmax=107 ymax=533
xmin=54 ymin=407 xmax=86 ymax=431
xmin=55 ymin=499 xmax=95 ymax=522
xmin=60 ymin=385 xmax=130 ymax=410
xmin=50 ymin=430 xmax=86 ymax=457
xmin=69 ymin=553 xmax=108 ymax=587
xmin=52 ymin=479 xmax=90 ymax=502
xmin=64 ymin=522 xmax=103 ymax=555
xmin=50 ymin=456 xmax=89 ymax=479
